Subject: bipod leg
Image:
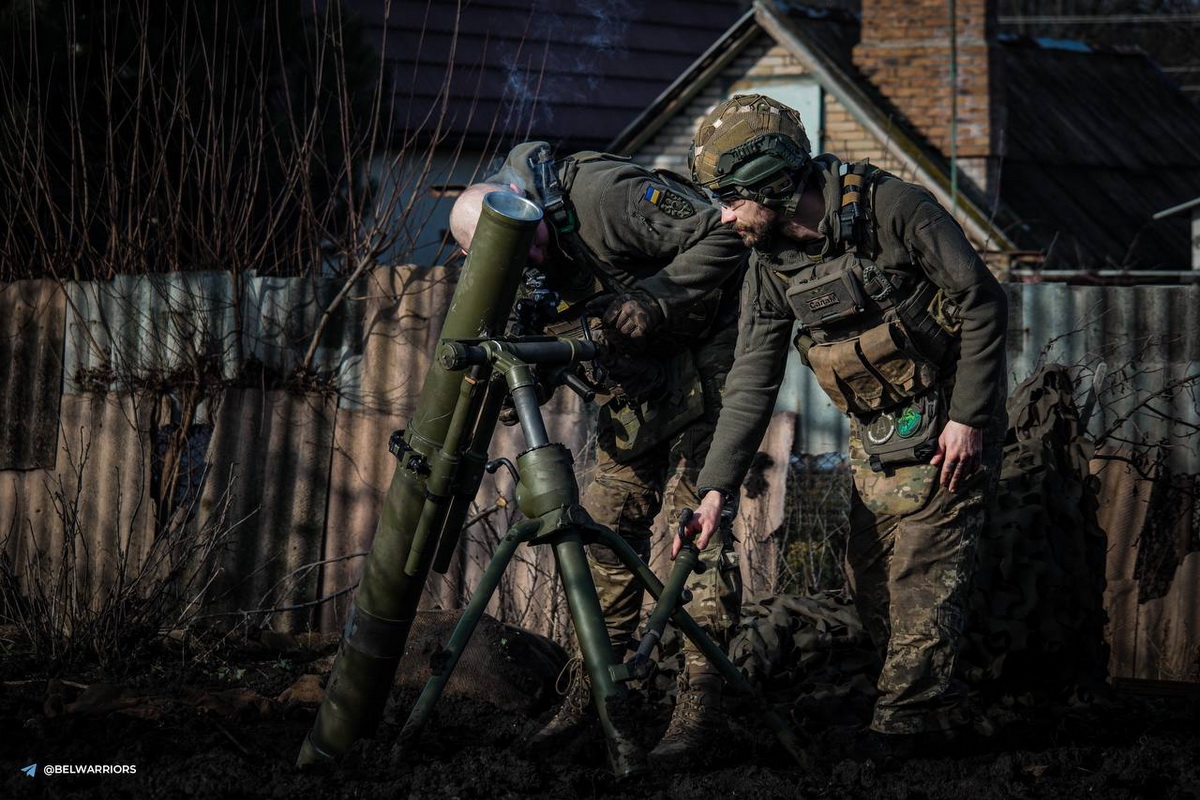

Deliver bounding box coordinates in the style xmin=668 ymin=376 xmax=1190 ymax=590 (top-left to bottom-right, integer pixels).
xmin=550 ymin=526 xmax=647 ymax=779
xmin=610 ymin=538 xmax=701 ymax=684
xmin=591 ymin=526 xmax=811 ymax=769
xmin=392 ymin=519 xmax=541 ymax=761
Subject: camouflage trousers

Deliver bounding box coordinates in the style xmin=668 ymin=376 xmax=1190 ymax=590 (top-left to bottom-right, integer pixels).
xmin=846 ymin=411 xmax=1005 ymax=735
xmin=584 ymin=329 xmax=741 ymax=676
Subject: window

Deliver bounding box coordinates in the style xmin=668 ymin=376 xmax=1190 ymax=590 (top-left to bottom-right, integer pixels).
xmin=737 ymin=79 xmax=823 ymax=153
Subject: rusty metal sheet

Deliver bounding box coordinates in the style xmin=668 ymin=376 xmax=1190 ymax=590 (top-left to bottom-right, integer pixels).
xmin=242 ymin=271 xmax=366 ymax=385
xmin=1 ymin=393 xmax=156 ymax=615
xmin=318 ymin=406 xmax=405 ymax=631
xmin=63 ymin=273 xmax=240 ymax=393
xmin=0 ymin=281 xmax=65 ymax=469
xmin=1095 ymin=448 xmax=1153 ymax=680
xmin=199 ymin=388 xmax=336 ymax=631
xmin=1137 ymin=550 xmax=1200 ymax=682
xmin=340 ymin=265 xmax=456 ymax=415
xmin=1012 ymin=284 xmax=1200 ymax=475
xmin=61 ymin=272 xmax=366 ymax=396
xmin=319 ymin=264 xmax=455 ymax=629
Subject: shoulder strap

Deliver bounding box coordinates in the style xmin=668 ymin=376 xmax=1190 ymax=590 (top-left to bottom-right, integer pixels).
xmin=838 ymin=161 xmax=885 ymax=260
xmin=527 ymin=145 xmax=608 ymax=298
xmin=529 ymin=144 xmax=578 ymax=239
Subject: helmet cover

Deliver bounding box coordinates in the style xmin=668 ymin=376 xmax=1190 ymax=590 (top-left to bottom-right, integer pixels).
xmin=690 ymin=94 xmax=812 ymax=208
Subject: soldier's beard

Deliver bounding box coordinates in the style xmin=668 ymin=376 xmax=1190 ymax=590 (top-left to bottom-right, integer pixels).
xmin=735 ymin=207 xmax=782 ymax=249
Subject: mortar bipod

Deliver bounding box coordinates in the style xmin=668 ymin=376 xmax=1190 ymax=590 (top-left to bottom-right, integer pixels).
xmin=396 ymin=337 xmax=809 ymax=777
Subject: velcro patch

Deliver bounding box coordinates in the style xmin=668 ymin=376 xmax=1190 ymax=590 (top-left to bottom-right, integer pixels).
xmin=641 ymin=183 xmax=695 ymax=219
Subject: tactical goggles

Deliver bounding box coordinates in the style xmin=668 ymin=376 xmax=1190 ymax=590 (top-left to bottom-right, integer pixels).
xmin=713 ymin=185 xmax=747 ymax=208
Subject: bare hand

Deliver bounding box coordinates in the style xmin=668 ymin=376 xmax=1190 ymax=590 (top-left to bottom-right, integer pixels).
xmin=674 ymin=491 xmax=725 ymax=558
xmin=930 ymin=419 xmax=984 ymax=492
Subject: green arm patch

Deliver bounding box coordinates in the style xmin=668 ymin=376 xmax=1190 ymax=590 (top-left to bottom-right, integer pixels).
xmin=641 ymin=182 xmax=696 ymax=220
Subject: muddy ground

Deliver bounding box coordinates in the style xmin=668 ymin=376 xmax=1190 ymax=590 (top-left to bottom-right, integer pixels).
xmin=2 ymin=613 xmax=1198 ymax=800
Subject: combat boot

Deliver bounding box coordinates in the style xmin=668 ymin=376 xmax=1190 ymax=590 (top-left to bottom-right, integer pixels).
xmin=528 ymin=656 xmax=595 ymax=750
xmin=648 ymin=672 xmax=726 ymax=768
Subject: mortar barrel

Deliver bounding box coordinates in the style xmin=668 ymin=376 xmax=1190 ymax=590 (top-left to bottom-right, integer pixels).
xmin=299 ymin=191 xmax=542 ymax=766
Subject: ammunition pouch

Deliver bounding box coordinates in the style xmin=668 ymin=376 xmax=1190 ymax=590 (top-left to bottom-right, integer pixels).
xmin=804 ymin=320 xmax=940 ymax=416
xmin=793 ymin=330 xmax=816 ymax=367
xmin=599 ymin=349 xmax=704 ymax=462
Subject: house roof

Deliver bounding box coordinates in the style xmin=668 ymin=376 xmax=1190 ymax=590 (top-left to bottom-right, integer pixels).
xmin=346 ymin=0 xmax=747 ymax=152
xmin=610 ymin=0 xmax=1200 ymax=269
xmin=997 ymin=36 xmax=1200 ymax=268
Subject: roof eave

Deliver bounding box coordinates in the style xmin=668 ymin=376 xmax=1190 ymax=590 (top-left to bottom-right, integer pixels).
xmin=1153 ymin=196 xmax=1200 ymax=220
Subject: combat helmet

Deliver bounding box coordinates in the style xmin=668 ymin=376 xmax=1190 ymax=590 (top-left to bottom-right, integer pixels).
xmin=690 ymin=94 xmax=812 ymax=211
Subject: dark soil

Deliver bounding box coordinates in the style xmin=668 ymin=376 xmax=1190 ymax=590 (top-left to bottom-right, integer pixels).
xmin=3 ymin=621 xmax=1199 ymax=800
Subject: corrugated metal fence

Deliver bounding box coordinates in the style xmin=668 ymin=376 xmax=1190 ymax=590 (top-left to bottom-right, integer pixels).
xmin=1 ymin=272 xmax=1197 ymax=680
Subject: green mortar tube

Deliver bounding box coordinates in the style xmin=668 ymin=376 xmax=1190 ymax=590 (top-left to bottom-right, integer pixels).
xmin=298 ymin=191 xmax=543 ymax=766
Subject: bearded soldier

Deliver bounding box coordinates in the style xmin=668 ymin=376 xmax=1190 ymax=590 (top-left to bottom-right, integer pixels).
xmin=449 ymin=140 xmax=746 ymax=765
xmin=683 ymin=95 xmax=1008 ymax=754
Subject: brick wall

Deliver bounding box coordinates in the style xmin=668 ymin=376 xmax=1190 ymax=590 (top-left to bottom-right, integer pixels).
xmin=822 ymin=97 xmax=913 ymax=180
xmin=853 ymin=0 xmax=1002 ymax=192
xmin=638 ymin=35 xmax=899 ymax=178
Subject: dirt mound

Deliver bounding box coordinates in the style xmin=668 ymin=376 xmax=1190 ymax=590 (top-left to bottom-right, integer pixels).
xmin=391 ymin=610 xmax=568 ymax=714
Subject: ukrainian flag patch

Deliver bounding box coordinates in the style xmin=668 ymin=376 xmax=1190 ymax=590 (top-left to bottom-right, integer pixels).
xmin=640 ymin=182 xmax=695 ymax=219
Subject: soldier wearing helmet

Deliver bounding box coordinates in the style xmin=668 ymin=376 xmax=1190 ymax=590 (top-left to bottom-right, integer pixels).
xmin=450 ymin=140 xmax=747 ymax=768
xmin=684 ymin=94 xmax=1009 ymax=753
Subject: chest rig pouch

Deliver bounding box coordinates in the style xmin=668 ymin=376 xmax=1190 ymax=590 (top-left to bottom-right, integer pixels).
xmin=783 ymin=162 xmax=953 ymax=471
xmin=803 ymin=311 xmax=944 ymax=472
xmin=785 ymin=268 xmax=864 ymax=328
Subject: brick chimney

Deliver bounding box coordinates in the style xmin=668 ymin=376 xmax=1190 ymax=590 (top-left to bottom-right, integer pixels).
xmin=853 ymin=0 xmax=1004 ymax=195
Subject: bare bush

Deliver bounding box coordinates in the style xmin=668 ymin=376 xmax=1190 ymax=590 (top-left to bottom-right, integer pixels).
xmin=0 ymin=420 xmax=252 ymax=670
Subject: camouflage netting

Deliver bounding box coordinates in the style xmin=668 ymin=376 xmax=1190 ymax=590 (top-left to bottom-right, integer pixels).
xmin=641 ymin=591 xmax=879 ymax=731
xmin=961 ymin=365 xmax=1110 ymax=701
xmin=726 ymin=592 xmax=879 ymax=729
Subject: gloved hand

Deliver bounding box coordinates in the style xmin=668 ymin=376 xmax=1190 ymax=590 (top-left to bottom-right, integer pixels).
xmin=498 ymin=404 xmax=520 ymax=427
xmin=602 ymin=351 xmax=668 ymax=404
xmin=602 ymin=292 xmax=663 ymax=344
xmin=497 ymin=381 xmax=552 ymax=426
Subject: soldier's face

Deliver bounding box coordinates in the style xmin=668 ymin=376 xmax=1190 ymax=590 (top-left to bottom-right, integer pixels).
xmin=721 ymin=198 xmax=777 ymax=248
